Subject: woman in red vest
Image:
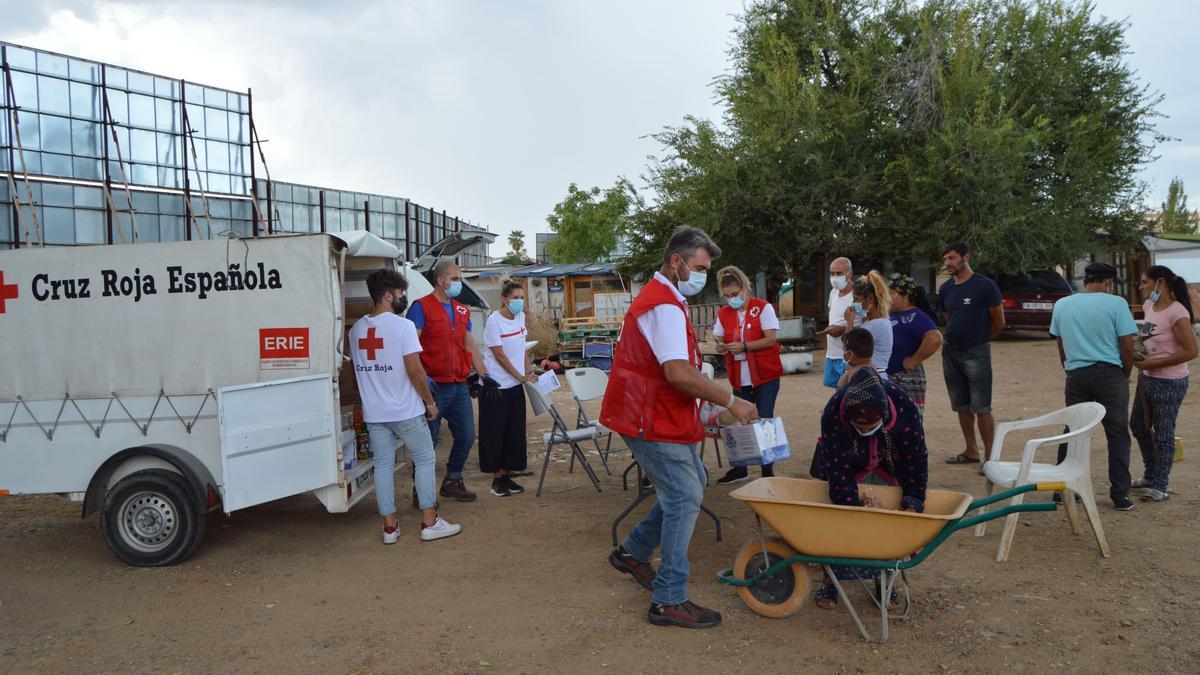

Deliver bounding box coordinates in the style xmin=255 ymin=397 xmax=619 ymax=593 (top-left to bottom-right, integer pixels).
xmin=712 ymin=266 xmax=785 ymax=484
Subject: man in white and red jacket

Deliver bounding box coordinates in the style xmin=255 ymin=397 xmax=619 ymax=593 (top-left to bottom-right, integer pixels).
xmin=602 ymin=226 xmax=757 ymax=630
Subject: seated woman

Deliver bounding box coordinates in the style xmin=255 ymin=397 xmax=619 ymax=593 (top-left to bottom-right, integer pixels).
xmin=813 ymin=367 xmax=929 ymax=609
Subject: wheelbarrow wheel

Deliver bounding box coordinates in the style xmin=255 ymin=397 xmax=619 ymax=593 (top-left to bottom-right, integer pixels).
xmin=733 ymin=537 xmax=809 ymax=618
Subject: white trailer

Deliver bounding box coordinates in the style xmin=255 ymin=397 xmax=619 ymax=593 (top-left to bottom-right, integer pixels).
xmin=0 ymin=230 xmax=488 ymax=565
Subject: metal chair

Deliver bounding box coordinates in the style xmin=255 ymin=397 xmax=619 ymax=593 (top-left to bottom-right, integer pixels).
xmin=974 ymin=402 xmax=1109 ymax=561
xmin=563 ymin=367 xmax=625 ymax=475
xmin=525 ymin=381 xmax=603 ymax=497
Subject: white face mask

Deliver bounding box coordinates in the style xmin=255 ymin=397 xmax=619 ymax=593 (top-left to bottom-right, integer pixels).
xmin=831 ymin=275 xmax=849 ymax=291
xmin=853 ymin=420 xmax=883 ymax=437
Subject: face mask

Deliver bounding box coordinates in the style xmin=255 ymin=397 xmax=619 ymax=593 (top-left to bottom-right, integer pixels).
xmin=446 ymin=280 xmax=463 ymax=298
xmin=854 ymin=420 xmax=883 ymax=437
xmin=391 ymin=294 xmax=408 ymax=315
xmin=676 ymin=269 xmax=707 ymax=297
xmin=726 ymin=295 xmax=746 ymax=310
xmin=830 ymin=276 xmax=848 ymax=291
xmin=852 ymin=302 xmax=868 ymax=319
xmin=1148 ymin=280 xmax=1161 ymax=304
xmin=507 ymin=299 xmax=524 ymax=314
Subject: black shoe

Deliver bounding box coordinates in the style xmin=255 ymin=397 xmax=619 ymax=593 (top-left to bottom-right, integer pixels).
xmin=648 ymin=600 xmax=722 ymax=629
xmin=640 ymin=476 xmax=653 ymax=489
xmin=715 ymin=467 xmax=750 ymax=486
xmin=501 ymin=476 xmax=525 ymax=494
xmin=1052 ymin=492 xmax=1082 ymax=504
xmin=440 ymin=478 xmax=478 ymax=502
xmin=761 ymin=464 xmax=775 ymax=478
xmin=608 ymin=546 xmax=656 ymax=591
xmin=489 ymin=479 xmax=512 ymax=497
xmin=1113 ymin=496 xmax=1135 ymax=511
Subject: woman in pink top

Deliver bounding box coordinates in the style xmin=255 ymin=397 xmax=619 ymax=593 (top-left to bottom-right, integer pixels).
xmin=1131 ymin=265 xmax=1198 ymax=502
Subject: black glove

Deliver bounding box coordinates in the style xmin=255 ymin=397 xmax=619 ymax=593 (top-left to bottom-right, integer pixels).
xmin=481 ymin=376 xmax=502 ymax=402
xmin=466 ymin=373 xmax=482 ymax=399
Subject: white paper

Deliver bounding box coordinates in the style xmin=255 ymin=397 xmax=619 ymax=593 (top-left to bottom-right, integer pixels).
xmin=536 ymin=370 xmax=561 ymax=395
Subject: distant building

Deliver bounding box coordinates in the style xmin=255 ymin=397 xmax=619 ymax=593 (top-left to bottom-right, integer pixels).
xmin=534 ymin=232 xmax=629 ymax=265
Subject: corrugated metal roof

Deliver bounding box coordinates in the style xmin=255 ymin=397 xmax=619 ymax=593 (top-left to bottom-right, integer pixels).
xmin=512 ymin=262 xmax=621 ymax=277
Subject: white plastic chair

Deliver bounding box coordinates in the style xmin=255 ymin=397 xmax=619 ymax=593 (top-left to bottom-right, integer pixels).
xmin=524 ymin=381 xmax=603 ymax=497
xmin=698 ymin=361 xmax=723 ymax=468
xmin=563 ymin=367 xmax=625 ymax=474
xmin=974 ymin=402 xmax=1109 ymax=561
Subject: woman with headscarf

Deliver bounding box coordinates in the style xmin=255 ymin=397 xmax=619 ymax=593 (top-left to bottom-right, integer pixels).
xmin=886 ymin=273 xmax=943 ymax=414
xmin=813 ymin=368 xmax=928 ymax=609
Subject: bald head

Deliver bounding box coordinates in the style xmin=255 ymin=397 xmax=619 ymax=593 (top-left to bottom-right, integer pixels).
xmin=433 ymin=259 xmax=460 ymax=283
xmin=830 ymin=257 xmax=852 ymax=276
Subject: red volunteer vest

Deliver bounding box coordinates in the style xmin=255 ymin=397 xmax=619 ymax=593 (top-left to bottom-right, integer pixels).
xmin=416 ymin=294 xmax=472 ymax=383
xmin=600 ymin=277 xmax=704 ymax=444
xmin=718 ymin=297 xmax=784 ymax=389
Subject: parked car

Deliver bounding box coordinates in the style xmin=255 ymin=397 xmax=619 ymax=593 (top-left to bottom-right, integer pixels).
xmin=991 ymin=269 xmax=1073 ymax=331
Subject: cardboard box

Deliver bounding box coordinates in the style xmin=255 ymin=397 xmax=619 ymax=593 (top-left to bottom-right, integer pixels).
xmin=721 ymin=418 xmax=791 ymax=466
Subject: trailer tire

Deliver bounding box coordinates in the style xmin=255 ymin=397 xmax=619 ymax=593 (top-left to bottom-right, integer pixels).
xmin=101 ymin=469 xmax=206 ymax=567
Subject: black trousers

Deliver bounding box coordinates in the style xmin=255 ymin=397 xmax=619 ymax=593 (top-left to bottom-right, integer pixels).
xmin=479 ymin=385 xmax=528 ymax=473
xmin=1058 ymin=363 xmax=1131 ymax=501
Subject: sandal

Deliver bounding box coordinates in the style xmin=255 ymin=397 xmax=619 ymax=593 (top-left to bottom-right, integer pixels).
xmin=815 ymin=584 xmax=839 ymax=610
xmin=945 ymin=452 xmax=981 ymax=465
xmin=874 ymin=579 xmax=901 ymax=610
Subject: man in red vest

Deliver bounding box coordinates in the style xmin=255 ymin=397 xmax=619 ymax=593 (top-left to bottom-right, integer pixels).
xmin=407 ymin=259 xmax=488 ymax=502
xmin=601 ymin=225 xmax=757 ymax=630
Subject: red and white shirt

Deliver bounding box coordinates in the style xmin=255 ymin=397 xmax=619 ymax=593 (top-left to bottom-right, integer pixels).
xmin=349 ymin=313 xmax=424 ymax=423
xmin=483 ymin=311 xmax=528 ymax=389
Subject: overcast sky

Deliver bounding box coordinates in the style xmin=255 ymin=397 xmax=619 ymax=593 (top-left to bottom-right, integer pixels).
xmin=3 ymin=0 xmax=1195 ymax=258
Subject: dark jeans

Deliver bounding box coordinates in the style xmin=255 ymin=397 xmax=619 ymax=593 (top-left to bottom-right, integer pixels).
xmin=428 ymin=381 xmax=475 ymax=480
xmin=1058 ymin=363 xmax=1131 ymax=501
xmin=734 ymin=378 xmax=781 ymax=470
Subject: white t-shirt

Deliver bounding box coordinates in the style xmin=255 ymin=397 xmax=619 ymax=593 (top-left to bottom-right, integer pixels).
xmin=712 ymin=302 xmax=780 ymax=385
xmin=349 ymin=312 xmax=425 ymax=423
xmin=826 ymin=287 xmax=856 ymax=360
xmin=635 ymin=272 xmax=690 ymax=364
xmin=484 ymin=310 xmax=528 ymax=389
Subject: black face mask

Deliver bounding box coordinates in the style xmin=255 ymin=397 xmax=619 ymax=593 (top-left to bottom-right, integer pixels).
xmin=391 ymin=295 xmax=408 ymax=315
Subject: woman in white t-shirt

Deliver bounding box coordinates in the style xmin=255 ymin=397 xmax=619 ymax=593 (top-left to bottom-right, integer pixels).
xmin=845 ymin=270 xmax=893 ymax=379
xmin=480 ymin=281 xmax=538 ymax=497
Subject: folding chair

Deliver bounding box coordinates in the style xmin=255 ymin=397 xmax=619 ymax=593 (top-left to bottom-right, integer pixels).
xmin=563 ymin=367 xmax=626 ymax=475
xmin=583 ymin=340 xmax=613 ymax=372
xmin=525 ymin=382 xmax=603 ymax=497
xmin=698 ymin=361 xmax=723 ymax=468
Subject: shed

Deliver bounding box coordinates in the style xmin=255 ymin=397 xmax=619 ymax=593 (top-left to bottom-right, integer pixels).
xmin=511 ymin=262 xmax=632 ymax=320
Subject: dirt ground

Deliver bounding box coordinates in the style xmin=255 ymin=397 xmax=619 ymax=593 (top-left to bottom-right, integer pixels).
xmin=2 ymin=336 xmax=1199 ymax=674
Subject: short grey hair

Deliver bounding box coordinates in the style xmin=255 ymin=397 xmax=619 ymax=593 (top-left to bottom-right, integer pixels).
xmin=662 ymin=225 xmax=721 ymax=265
xmin=432 ymin=259 xmax=459 ymax=282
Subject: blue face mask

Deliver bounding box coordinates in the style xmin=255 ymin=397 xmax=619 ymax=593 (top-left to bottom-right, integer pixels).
xmin=677 ymin=270 xmax=707 ymax=297
xmin=507 ymin=299 xmax=524 ymax=314
xmin=1148 ymin=280 xmax=1161 ymax=304
xmin=852 ymin=302 xmax=868 ymax=319
xmin=446 ymin=280 xmax=463 ymax=298
xmin=726 ymin=295 xmax=746 ymax=310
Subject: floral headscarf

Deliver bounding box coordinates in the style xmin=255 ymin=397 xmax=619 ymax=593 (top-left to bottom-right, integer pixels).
xmin=888 ymin=272 xmax=919 ymax=298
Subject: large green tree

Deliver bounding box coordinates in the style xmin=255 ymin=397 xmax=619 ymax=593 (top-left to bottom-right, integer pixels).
xmin=546 ymin=179 xmax=637 ymax=262
xmin=625 ymin=0 xmax=1163 ymax=282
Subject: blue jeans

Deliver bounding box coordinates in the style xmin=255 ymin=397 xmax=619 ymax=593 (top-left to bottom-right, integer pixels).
xmin=621 ymin=435 xmax=707 ymax=605
xmin=733 ymin=378 xmax=781 ymax=469
xmin=822 ymin=357 xmax=847 ymax=388
xmin=942 ymin=343 xmax=993 ymax=413
xmin=427 ymin=381 xmax=475 ymax=480
xmin=368 ymin=416 xmax=438 ymax=516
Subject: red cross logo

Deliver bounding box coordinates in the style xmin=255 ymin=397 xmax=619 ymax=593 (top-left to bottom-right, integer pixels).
xmin=0 ymin=271 xmax=17 ymax=314
xmin=358 ymin=326 xmax=384 ymax=361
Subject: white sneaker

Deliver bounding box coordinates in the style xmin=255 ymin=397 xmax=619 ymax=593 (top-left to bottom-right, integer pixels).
xmin=382 ymin=524 xmax=401 ymax=545
xmin=420 ymin=516 xmax=462 ymax=541
xmin=1131 ymin=477 xmax=1153 ymax=489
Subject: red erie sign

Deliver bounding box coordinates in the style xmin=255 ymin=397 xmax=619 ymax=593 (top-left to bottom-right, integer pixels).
xmin=259 ymin=327 xmax=309 ymax=359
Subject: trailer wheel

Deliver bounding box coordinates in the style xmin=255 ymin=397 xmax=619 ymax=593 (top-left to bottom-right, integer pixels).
xmin=101 ymin=469 xmax=206 ymax=567
xmin=733 ymin=537 xmax=809 ymax=618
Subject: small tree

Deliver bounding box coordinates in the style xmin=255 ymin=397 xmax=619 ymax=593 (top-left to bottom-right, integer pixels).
xmin=1161 ymin=177 xmax=1196 ymax=233
xmin=546 ymin=179 xmax=636 ymax=263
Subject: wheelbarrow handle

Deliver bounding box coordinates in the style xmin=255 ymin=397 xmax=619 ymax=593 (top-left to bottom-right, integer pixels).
xmin=966 ymin=482 xmax=1066 ymax=512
